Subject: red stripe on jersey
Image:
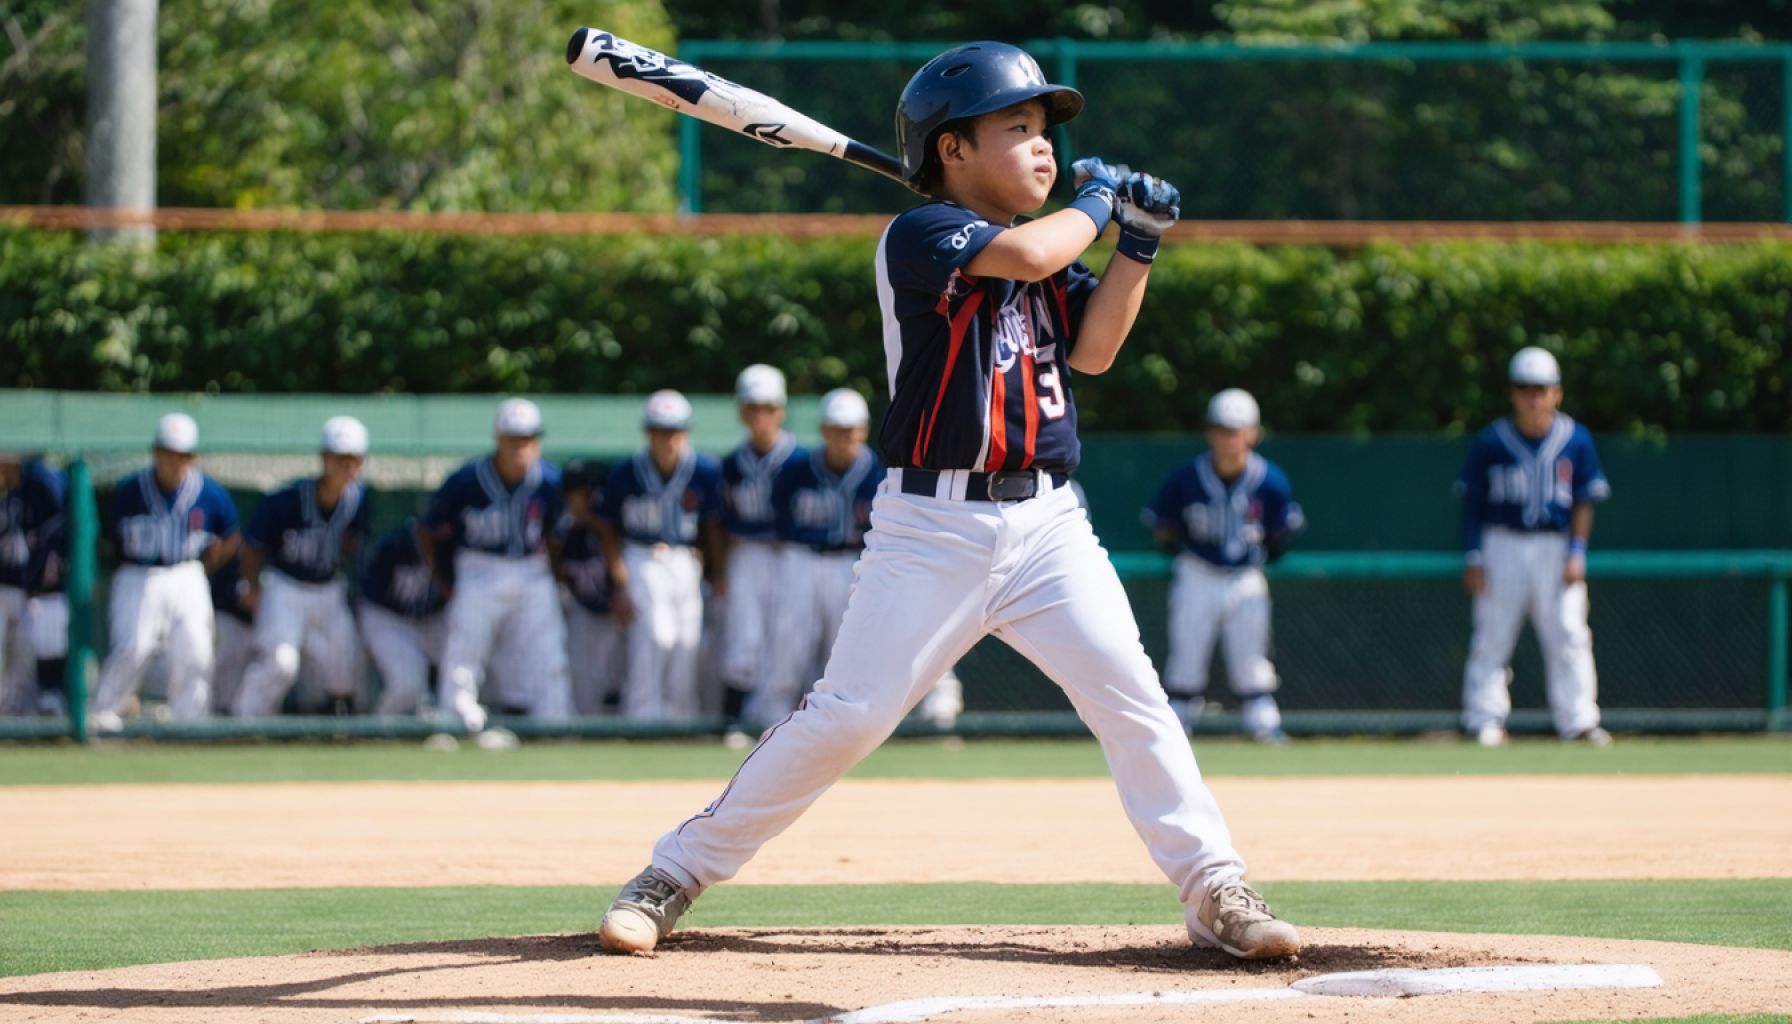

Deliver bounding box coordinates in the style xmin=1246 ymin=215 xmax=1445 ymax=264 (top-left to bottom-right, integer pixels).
xmin=1020 ymin=348 xmax=1038 ymax=466
xmin=983 ymin=366 xmax=1008 ymax=470
xmin=914 ymin=289 xmax=985 ymax=465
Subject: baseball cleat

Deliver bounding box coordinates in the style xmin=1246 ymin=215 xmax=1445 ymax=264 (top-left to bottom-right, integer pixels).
xmin=1569 ymin=726 xmax=1613 ymax=747
xmin=1194 ymin=881 xmax=1300 ymax=960
xmin=599 ymin=866 xmax=693 ymax=954
xmin=1475 ymin=722 xmax=1508 ymax=748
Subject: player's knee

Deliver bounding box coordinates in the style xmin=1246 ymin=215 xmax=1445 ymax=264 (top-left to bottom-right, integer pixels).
xmin=269 ymin=643 xmax=302 ymax=681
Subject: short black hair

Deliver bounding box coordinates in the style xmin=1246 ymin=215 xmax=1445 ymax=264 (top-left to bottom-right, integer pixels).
xmin=910 ymin=118 xmax=970 ymax=197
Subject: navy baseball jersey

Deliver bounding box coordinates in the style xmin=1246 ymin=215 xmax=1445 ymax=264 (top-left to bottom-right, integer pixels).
xmin=209 ymin=554 xmax=253 ymax=624
xmin=721 ymin=434 xmax=797 ymax=540
xmin=358 ymin=523 xmax=448 ymax=620
xmin=1 ymin=460 xmax=65 ymax=590
xmin=244 ymin=478 xmax=372 ymax=584
xmin=109 ymin=469 xmax=239 ymax=567
xmin=773 ymin=447 xmax=883 ymax=552
xmin=558 ymin=522 xmax=616 ymax=614
xmin=874 ymin=200 xmax=1097 ymax=474
xmin=1457 ymin=414 xmax=1610 ymax=552
xmin=1150 ymin=453 xmax=1305 ymax=568
xmin=423 ymin=457 xmax=562 ymax=558
xmin=597 ymin=450 xmax=724 ymax=547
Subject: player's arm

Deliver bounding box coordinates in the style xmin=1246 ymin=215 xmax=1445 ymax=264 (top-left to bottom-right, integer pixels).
xmin=1456 ymin=444 xmax=1490 ymax=596
xmin=591 ymin=519 xmax=633 ymax=626
xmin=698 ymin=518 xmax=727 ymax=599
xmin=1565 ymin=502 xmax=1595 ymax=584
xmin=1068 ymin=171 xmax=1180 ymax=375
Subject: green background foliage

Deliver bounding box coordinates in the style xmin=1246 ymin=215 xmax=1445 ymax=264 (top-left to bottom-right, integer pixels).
xmin=4 ymin=227 xmax=1787 ymax=434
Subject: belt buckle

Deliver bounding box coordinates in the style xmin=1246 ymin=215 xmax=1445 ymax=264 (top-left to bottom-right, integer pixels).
xmin=985 ymin=470 xmax=1037 ymax=501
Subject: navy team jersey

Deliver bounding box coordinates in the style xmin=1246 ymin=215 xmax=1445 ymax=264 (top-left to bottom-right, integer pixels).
xmin=875 ymin=200 xmax=1097 ymax=474
xmin=721 ymin=433 xmax=797 ymax=541
xmin=423 ymin=457 xmax=562 ymax=559
xmin=773 ymin=447 xmax=883 ymax=552
xmin=209 ymin=554 xmax=253 ymax=624
xmin=597 ymin=449 xmax=724 ymax=547
xmin=1150 ymin=453 xmax=1305 ymax=568
xmin=109 ymin=468 xmax=239 ymax=567
xmin=244 ymin=478 xmax=372 ymax=584
xmin=1 ymin=460 xmax=65 ymax=590
xmin=1457 ymin=414 xmax=1610 ymax=552
xmin=558 ymin=521 xmax=616 ymax=614
xmin=358 ymin=523 xmax=448 ymax=620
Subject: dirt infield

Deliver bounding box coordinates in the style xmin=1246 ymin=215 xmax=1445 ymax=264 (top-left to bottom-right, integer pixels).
xmin=4 ymin=774 xmax=1790 ymax=1022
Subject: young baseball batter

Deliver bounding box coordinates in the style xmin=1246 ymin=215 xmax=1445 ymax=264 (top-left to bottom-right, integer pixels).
xmin=1458 ymin=346 xmax=1612 ymax=747
xmin=91 ymin=413 xmax=241 ymax=730
xmin=717 ymin=365 xmax=797 ymax=739
xmin=1149 ymin=389 xmax=1304 ymax=744
xmin=599 ymin=42 xmax=1299 ymax=961
xmin=594 ymin=391 xmax=726 ymax=720
xmin=233 ymin=416 xmax=373 ymax=717
xmin=421 ymin=398 xmax=572 ymax=740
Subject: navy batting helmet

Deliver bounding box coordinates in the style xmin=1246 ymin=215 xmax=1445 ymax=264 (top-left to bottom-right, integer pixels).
xmin=895 ymin=42 xmax=1083 ymax=191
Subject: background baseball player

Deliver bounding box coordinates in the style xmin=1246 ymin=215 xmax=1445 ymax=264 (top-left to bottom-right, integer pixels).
xmin=594 ymin=390 xmax=726 ymax=720
xmin=0 ymin=452 xmax=65 ymax=716
xmin=357 ymin=517 xmax=449 ymax=717
xmin=233 ymin=416 xmax=372 ymax=717
xmin=751 ymin=387 xmax=962 ymax=731
xmin=598 ymin=42 xmax=1298 ymax=962
xmin=90 ymin=413 xmax=240 ymax=729
xmin=208 ymin=553 xmax=255 ymax=715
xmin=1458 ymin=346 xmax=1612 ymax=747
xmin=1148 ymin=389 xmax=1304 ymax=744
xmin=558 ymin=458 xmax=626 ymax=715
xmin=717 ymin=364 xmax=797 ymax=740
xmin=420 ymin=397 xmax=572 ymax=740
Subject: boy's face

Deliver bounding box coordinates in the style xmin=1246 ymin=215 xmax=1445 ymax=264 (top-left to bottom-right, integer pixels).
xmin=495 ymin=434 xmax=541 ymax=478
xmin=1206 ymin=425 xmax=1258 ymax=460
xmin=938 ymin=100 xmax=1055 ymax=215
xmin=820 ymin=424 xmax=867 ymax=461
xmin=320 ymin=452 xmax=364 ymax=489
xmin=1509 ymin=383 xmax=1562 ymax=424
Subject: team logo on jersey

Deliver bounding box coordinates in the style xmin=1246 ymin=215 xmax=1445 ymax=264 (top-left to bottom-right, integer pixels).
xmin=993 ymin=292 xmax=1058 ymax=373
xmin=189 ymin=508 xmax=205 ymax=532
xmin=946 ymin=220 xmax=987 ymax=251
xmin=683 ymin=489 xmax=699 ymax=512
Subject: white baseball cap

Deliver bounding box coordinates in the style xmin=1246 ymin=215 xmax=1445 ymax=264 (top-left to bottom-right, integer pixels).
xmin=320 ymin=415 xmax=369 ymax=455
xmin=643 ymin=389 xmax=693 ymax=431
xmin=819 ymin=388 xmax=870 ymax=429
xmin=1509 ymin=346 xmax=1561 ymax=386
xmin=494 ymin=397 xmax=544 ymax=437
xmin=1206 ymin=388 xmax=1260 ymax=430
xmin=735 ymin=364 xmax=787 ymax=407
xmin=154 ymin=412 xmax=199 ymax=454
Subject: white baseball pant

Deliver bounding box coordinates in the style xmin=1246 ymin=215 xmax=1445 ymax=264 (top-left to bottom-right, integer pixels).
xmin=234 ymin=571 xmax=362 ymax=717
xmin=619 ymin=543 xmax=704 ymax=719
xmin=439 ymin=551 xmax=571 ymax=730
xmin=1462 ymin=526 xmax=1601 ymax=738
xmin=211 ymin=613 xmax=254 ymax=715
xmin=565 ymin=598 xmax=627 ymax=715
xmin=0 ymin=586 xmax=34 ymax=715
xmin=652 ymin=476 xmax=1248 ymax=928
xmin=1164 ymin=554 xmax=1282 ymax=738
xmin=94 ymin=562 xmax=215 ymax=720
xmin=359 ymin=603 xmax=445 ymax=716
xmin=719 ymin=539 xmax=782 ymax=691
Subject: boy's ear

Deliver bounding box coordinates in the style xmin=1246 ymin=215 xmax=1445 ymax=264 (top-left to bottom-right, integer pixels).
xmin=936 ymin=126 xmax=966 ymax=166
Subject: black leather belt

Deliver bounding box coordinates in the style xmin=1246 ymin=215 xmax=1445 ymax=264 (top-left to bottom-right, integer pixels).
xmin=898 ymin=468 xmax=1070 ymax=502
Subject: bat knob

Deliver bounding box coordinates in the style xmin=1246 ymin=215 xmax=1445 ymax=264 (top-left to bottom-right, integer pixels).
xmin=566 ymin=27 xmax=589 ymax=65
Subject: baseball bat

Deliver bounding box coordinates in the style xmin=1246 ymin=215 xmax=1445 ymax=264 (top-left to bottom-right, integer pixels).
xmin=565 ymin=27 xmax=905 ymax=184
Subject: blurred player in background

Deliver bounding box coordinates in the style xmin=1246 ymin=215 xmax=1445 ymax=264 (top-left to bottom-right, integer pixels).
xmin=233 ymin=416 xmax=372 ymax=717
xmin=90 ymin=414 xmax=240 ymax=730
xmin=717 ymin=365 xmax=797 ymax=740
xmin=752 ymin=388 xmax=960 ymax=731
xmin=558 ymin=458 xmax=625 ymax=715
xmin=0 ymin=452 xmax=66 ymax=716
xmin=1458 ymin=347 xmax=1612 ymax=747
xmin=358 ymin=518 xmax=449 ymax=717
xmin=208 ymin=552 xmax=255 ymax=714
xmin=595 ymin=390 xmax=725 ymax=719
xmin=421 ymin=398 xmax=572 ymax=743
xmin=1148 ymin=389 xmax=1304 ymax=744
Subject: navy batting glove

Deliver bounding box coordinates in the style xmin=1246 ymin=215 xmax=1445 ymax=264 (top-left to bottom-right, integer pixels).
xmin=1115 ymin=172 xmax=1181 ymax=264
xmin=1067 ymin=157 xmax=1128 ymax=235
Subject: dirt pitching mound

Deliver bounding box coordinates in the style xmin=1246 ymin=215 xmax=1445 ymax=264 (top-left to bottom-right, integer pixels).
xmin=3 ymin=926 xmax=1788 ymax=1024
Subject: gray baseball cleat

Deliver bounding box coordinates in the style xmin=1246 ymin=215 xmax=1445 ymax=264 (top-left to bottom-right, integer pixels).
xmin=1194 ymin=881 xmax=1301 ymax=959
xmin=599 ymin=866 xmax=693 ymax=954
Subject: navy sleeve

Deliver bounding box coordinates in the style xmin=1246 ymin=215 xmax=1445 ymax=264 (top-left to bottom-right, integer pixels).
xmin=1571 ymin=427 xmax=1611 ymax=504
xmin=1061 ymin=260 xmax=1100 ymax=353
xmin=244 ymin=491 xmax=279 ymax=551
xmin=595 ymin=465 xmax=626 ymax=526
xmin=770 ymin=458 xmax=803 ymax=542
xmin=422 ymin=471 xmax=463 ymax=538
xmin=205 ymin=478 xmax=240 ymax=538
xmin=1149 ymin=467 xmax=1185 ymax=528
xmin=1457 ymin=437 xmax=1490 ymax=558
xmin=884 ymin=202 xmax=1006 ymax=297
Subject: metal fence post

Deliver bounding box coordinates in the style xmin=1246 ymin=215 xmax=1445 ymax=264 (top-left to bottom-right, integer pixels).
xmin=1769 ymin=569 xmax=1789 ymax=731
xmin=1678 ymin=54 xmax=1705 ymax=224
xmin=65 ymin=457 xmax=98 ymax=743
xmin=678 ymin=42 xmax=704 ymax=214
xmin=1052 ymin=37 xmax=1078 ymax=174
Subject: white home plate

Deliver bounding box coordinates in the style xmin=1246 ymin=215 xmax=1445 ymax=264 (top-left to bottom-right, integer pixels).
xmin=360 ymin=962 xmax=1664 ymax=1024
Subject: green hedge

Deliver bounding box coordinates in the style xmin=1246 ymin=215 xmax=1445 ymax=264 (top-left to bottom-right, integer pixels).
xmin=3 ymin=226 xmax=1787 ymax=433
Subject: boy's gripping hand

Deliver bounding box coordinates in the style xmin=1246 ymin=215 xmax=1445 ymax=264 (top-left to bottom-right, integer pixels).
xmin=1067 ymin=157 xmax=1130 ymax=234
xmin=1114 ymin=172 xmax=1181 ymax=264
